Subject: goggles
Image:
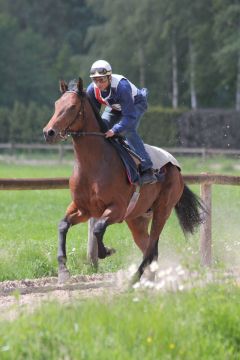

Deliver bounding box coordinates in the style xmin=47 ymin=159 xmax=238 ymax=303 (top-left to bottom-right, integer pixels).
xmin=92 ymin=76 xmax=109 ymax=84
xmin=90 ymin=67 xmax=111 ymax=77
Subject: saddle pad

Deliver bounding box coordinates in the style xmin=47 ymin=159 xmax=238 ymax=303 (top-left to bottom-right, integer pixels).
xmin=144 ymin=144 xmax=181 ymax=171
xmin=109 ymin=139 xmax=181 ymax=185
xmin=109 ymin=138 xmax=140 ymax=184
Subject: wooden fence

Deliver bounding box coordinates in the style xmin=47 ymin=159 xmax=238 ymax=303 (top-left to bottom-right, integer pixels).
xmin=1 ymin=142 xmax=240 ymax=160
xmin=1 ymin=174 xmax=240 ymax=267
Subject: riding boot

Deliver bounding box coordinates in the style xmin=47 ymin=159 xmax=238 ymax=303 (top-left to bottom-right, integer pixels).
xmin=139 ymin=168 xmax=158 ymax=185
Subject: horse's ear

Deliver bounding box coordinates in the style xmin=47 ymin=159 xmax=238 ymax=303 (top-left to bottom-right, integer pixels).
xmin=77 ymin=77 xmax=83 ymax=93
xmin=59 ymin=80 xmax=68 ymax=94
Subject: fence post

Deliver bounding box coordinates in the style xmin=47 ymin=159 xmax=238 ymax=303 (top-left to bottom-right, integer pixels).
xmin=87 ymin=218 xmax=98 ymax=267
xmin=200 ymin=182 xmax=212 ymax=266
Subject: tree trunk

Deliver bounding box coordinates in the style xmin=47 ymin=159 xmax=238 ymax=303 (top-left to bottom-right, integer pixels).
xmin=236 ymin=50 xmax=240 ymax=111
xmin=189 ymin=38 xmax=197 ymax=109
xmin=172 ymin=34 xmax=178 ymax=109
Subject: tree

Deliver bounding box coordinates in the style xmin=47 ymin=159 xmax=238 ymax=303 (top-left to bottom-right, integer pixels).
xmin=0 ymin=0 xmax=98 ymax=106
xmin=213 ymin=0 xmax=240 ymax=110
xmin=86 ymin=0 xmax=173 ymax=105
xmin=0 ymin=107 xmax=10 ymax=142
xmin=0 ymin=0 xmax=239 ymax=114
xmin=0 ymin=14 xmax=19 ymax=107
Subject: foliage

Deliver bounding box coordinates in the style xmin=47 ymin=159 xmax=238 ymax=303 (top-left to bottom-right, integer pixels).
xmin=0 ymin=101 xmax=51 ymax=143
xmin=0 ymin=106 xmax=10 ymax=142
xmin=213 ymin=0 xmax=240 ymax=82
xmin=0 ymin=0 xmax=97 ymax=107
xmin=140 ymin=107 xmax=240 ymax=149
xmin=139 ymin=106 xmax=184 ymax=147
xmin=2 ymin=103 xmax=240 ymax=149
xmin=177 ymin=109 xmax=240 ymax=148
xmin=0 ymin=1 xmax=240 ymax=143
xmin=0 ymin=0 xmax=239 ymax=111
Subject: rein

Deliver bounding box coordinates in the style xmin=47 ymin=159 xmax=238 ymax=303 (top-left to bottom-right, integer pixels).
xmin=66 ymin=131 xmax=105 ymax=137
xmin=60 ymin=90 xmax=105 ymax=140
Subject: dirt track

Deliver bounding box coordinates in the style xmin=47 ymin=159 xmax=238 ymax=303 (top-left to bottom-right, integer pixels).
xmin=1 ymin=266 xmax=239 ymax=321
xmin=0 ymin=273 xmax=119 ymax=321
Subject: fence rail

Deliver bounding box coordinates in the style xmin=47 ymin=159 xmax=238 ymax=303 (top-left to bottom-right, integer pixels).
xmin=0 ymin=143 xmax=72 ymax=150
xmin=1 ymin=174 xmax=240 ymax=267
xmin=0 ymin=174 xmax=240 ymax=190
xmin=0 ymin=177 xmax=69 ymax=190
xmin=1 ymin=142 xmax=240 ymax=158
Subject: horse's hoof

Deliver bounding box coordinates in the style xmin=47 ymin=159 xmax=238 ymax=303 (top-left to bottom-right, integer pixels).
xmin=130 ymin=271 xmax=140 ymax=287
xmin=143 ymin=267 xmax=156 ymax=282
xmin=98 ymin=247 xmax=116 ymax=259
xmin=105 ymin=247 xmax=116 ymax=257
xmin=58 ymin=269 xmax=70 ymax=284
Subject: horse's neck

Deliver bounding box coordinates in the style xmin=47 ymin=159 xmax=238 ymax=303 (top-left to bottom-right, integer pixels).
xmin=72 ymin=101 xmax=110 ymax=167
xmin=82 ymin=100 xmax=102 ymax=133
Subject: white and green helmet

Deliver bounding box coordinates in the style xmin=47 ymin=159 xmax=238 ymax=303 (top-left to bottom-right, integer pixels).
xmin=90 ymin=60 xmax=112 ymax=78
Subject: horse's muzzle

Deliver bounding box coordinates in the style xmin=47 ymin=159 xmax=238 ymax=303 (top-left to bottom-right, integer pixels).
xmin=43 ymin=128 xmax=57 ymax=143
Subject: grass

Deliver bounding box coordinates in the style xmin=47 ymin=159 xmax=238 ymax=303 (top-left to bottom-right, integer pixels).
xmin=0 ymin=182 xmax=144 ymax=280
xmin=0 ymin=284 xmax=240 ymax=359
xmin=0 ymin=162 xmax=72 ymax=178
xmin=177 ymin=154 xmax=240 ymax=175
xmin=0 ymin=154 xmax=240 ymax=280
xmin=1 ymin=151 xmax=240 ymax=174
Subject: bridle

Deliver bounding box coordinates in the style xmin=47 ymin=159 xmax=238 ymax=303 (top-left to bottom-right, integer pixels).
xmin=59 ymin=90 xmax=105 ymax=140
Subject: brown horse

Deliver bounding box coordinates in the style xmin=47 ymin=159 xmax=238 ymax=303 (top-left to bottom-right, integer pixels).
xmin=43 ymin=78 xmax=204 ymax=283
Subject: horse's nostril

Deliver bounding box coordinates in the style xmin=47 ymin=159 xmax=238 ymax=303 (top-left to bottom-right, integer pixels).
xmin=47 ymin=129 xmax=55 ymax=137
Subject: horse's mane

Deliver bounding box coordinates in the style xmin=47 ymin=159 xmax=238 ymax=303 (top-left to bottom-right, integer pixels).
xmin=86 ymin=93 xmax=109 ymax=133
xmin=68 ymin=79 xmax=108 ymax=133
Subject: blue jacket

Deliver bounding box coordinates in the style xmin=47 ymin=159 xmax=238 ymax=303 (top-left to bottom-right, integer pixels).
xmin=87 ymin=74 xmax=147 ymax=134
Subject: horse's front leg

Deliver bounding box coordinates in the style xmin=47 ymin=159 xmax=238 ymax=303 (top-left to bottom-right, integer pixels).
xmin=93 ymin=205 xmax=124 ymax=259
xmin=93 ymin=219 xmax=116 ymax=259
xmin=58 ymin=217 xmax=71 ymax=283
xmin=58 ymin=201 xmax=89 ymax=283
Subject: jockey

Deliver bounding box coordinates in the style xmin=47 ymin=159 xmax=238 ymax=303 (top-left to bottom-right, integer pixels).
xmin=87 ymin=59 xmax=157 ymax=185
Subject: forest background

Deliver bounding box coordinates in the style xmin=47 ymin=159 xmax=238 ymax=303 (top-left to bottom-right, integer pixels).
xmin=0 ymin=0 xmax=239 ymax=147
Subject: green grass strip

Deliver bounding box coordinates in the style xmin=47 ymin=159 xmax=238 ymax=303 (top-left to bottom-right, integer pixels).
xmin=0 ymin=284 xmax=240 ymax=359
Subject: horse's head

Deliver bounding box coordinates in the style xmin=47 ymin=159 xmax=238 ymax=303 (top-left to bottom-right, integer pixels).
xmin=43 ymin=78 xmax=85 ymax=143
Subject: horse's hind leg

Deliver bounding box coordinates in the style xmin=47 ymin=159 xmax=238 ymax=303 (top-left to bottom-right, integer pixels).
xmin=136 ymin=211 xmax=163 ymax=279
xmin=58 ymin=202 xmax=89 ymax=283
xmin=133 ymin=165 xmax=184 ymax=283
xmin=127 ymin=215 xmax=159 ymax=282
xmin=126 ymin=216 xmax=151 ymax=254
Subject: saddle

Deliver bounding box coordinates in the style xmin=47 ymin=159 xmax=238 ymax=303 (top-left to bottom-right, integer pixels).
xmin=108 ymin=137 xmax=165 ymax=185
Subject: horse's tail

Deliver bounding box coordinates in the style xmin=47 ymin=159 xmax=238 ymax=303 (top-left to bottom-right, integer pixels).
xmin=175 ymin=184 xmax=206 ymax=235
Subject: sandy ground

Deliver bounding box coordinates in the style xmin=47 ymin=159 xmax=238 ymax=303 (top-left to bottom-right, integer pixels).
xmin=0 ymin=265 xmax=239 ymax=322
xmin=0 ymin=273 xmax=119 ymax=321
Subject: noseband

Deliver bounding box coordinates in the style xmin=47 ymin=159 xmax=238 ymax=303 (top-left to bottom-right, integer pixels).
xmin=60 ymin=90 xmax=105 ymax=140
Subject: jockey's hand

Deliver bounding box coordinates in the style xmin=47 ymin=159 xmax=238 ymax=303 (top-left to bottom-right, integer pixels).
xmin=105 ymin=129 xmax=115 ymax=138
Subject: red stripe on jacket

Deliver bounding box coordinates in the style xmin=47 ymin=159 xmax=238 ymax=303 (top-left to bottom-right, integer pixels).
xmin=94 ymin=86 xmax=108 ymax=106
